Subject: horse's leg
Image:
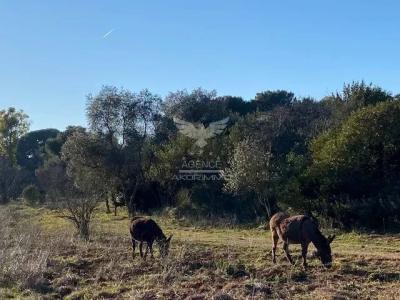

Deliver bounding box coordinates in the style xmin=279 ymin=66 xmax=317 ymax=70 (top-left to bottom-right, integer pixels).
xmin=144 ymin=242 xmax=149 ymax=260
xmin=131 ymin=239 xmax=136 ymax=259
xmin=276 ymin=227 xmax=294 ymax=265
xmin=301 ymin=242 xmax=309 ymax=268
xmin=114 ymin=205 xmax=117 ymax=216
xmin=148 ymin=241 xmax=154 ymax=259
xmin=271 ymin=229 xmax=279 ymax=263
xmin=283 ymin=242 xmax=294 ymax=265
xmin=139 ymin=242 xmax=144 ymax=259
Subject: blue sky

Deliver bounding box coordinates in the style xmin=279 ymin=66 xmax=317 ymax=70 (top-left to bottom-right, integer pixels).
xmin=1 ymin=1 xmax=400 ymax=131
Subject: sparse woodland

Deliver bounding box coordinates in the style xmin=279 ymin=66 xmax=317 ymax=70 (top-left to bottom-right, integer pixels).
xmin=1 ymin=82 xmax=400 ymax=299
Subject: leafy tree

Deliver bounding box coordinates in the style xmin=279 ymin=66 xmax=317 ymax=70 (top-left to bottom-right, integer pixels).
xmin=163 ymin=88 xmax=219 ymax=122
xmin=149 ymin=132 xmax=231 ymax=215
xmin=85 ymin=86 xmax=162 ymax=214
xmin=87 ymin=86 xmax=161 ymax=146
xmin=252 ymin=90 xmax=295 ymax=112
xmin=219 ymin=96 xmax=251 ymax=116
xmin=61 ymin=130 xmax=114 ymax=207
xmin=321 ymin=81 xmax=393 ymax=128
xmin=0 ymin=156 xmax=28 ymax=203
xmin=309 ymin=100 xmax=400 ymax=228
xmin=288 ymin=98 xmax=332 ymax=153
xmin=224 ymin=138 xmax=278 ymax=218
xmin=151 ymin=88 xmax=236 ymax=217
xmin=35 ymin=130 xmax=109 ymax=240
xmin=0 ymin=108 xmax=29 ymax=164
xmin=228 ymin=107 xmax=290 ymax=158
xmin=224 ymin=97 xmax=331 ymax=218
xmin=149 ymin=135 xmax=193 ymax=185
xmin=16 ymin=129 xmax=59 ymax=172
xmin=60 ymin=184 xmax=99 ymax=240
xmin=224 ymin=110 xmax=291 ymax=218
xmin=160 ymin=89 xmax=248 ymax=147
xmin=39 ymin=156 xmax=100 ymax=240
xmin=36 ymin=159 xmax=68 ymax=202
xmin=44 ymin=126 xmax=86 ymax=159
xmin=340 ymin=81 xmax=392 ymax=110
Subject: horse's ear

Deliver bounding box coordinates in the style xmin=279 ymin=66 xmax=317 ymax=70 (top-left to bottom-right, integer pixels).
xmin=327 ymin=234 xmax=336 ymax=244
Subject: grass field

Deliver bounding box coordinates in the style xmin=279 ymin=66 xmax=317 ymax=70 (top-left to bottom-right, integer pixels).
xmin=1 ymin=204 xmax=400 ymax=300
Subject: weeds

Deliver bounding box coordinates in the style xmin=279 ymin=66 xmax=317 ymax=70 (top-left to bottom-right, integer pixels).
xmin=0 ymin=207 xmax=51 ymax=291
xmin=1 ymin=204 xmax=400 ymax=299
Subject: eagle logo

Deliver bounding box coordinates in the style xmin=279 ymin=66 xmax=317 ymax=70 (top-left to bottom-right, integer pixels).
xmin=173 ymin=117 xmax=229 ymax=153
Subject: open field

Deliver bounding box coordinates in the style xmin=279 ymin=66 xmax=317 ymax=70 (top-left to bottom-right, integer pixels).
xmin=1 ymin=204 xmax=400 ymax=300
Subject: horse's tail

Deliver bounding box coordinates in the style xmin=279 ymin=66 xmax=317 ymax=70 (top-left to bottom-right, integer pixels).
xmin=269 ymin=212 xmax=289 ymax=241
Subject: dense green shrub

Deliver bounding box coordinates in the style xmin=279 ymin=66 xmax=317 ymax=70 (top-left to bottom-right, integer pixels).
xmin=21 ymin=184 xmax=42 ymax=204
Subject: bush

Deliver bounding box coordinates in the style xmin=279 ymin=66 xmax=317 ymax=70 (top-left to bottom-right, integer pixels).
xmin=174 ymin=188 xmax=195 ymax=217
xmin=309 ymin=101 xmax=400 ymax=229
xmin=21 ymin=184 xmax=42 ymax=204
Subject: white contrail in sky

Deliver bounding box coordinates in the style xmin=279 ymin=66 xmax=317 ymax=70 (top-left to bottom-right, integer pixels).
xmin=102 ymin=29 xmax=114 ymax=39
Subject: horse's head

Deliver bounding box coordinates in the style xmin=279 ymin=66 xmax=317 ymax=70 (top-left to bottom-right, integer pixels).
xmin=159 ymin=235 xmax=173 ymax=257
xmin=314 ymin=234 xmax=335 ymax=268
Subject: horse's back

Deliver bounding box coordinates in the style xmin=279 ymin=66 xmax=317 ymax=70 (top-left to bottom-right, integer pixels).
xmin=130 ymin=217 xmax=163 ymax=241
xmin=270 ymin=213 xmax=316 ymax=244
xmin=269 ymin=212 xmax=289 ymax=230
xmin=282 ymin=215 xmax=319 ymax=244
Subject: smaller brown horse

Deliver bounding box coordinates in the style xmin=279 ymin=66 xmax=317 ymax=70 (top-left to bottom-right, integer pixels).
xmin=269 ymin=212 xmax=335 ymax=268
xmin=130 ymin=217 xmax=172 ymax=260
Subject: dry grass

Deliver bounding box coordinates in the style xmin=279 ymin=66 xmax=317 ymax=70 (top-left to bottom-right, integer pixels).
xmin=0 ymin=206 xmax=78 ymax=297
xmin=0 ymin=204 xmax=399 ymax=299
xmin=0 ymin=207 xmax=48 ymax=290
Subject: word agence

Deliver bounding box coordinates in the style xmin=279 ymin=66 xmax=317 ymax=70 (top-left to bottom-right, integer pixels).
xmin=181 ymin=159 xmax=222 ymax=169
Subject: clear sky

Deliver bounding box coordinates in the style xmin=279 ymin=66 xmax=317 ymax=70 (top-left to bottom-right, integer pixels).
xmin=1 ymin=0 xmax=400 ymax=131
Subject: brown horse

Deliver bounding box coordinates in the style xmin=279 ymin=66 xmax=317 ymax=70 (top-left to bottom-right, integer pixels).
xmin=129 ymin=217 xmax=172 ymax=260
xmin=269 ymin=212 xmax=335 ymax=268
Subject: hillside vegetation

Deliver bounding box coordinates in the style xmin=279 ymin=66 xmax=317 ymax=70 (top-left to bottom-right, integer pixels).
xmin=2 ymin=83 xmax=400 ymax=233
xmin=2 ymin=82 xmax=400 ymax=299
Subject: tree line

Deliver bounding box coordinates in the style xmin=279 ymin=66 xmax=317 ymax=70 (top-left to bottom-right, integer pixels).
xmin=1 ymin=82 xmax=399 ymax=238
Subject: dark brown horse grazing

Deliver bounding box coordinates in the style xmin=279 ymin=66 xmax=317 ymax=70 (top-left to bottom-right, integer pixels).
xmin=269 ymin=212 xmax=335 ymax=268
xmin=130 ymin=217 xmax=172 ymax=260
